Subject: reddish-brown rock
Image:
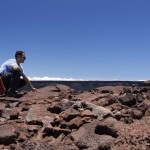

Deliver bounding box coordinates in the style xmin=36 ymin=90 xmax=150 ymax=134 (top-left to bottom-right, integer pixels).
xmin=0 ymin=84 xmax=150 ymax=149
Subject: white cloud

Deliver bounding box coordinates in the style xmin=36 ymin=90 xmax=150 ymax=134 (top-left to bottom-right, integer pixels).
xmin=137 ymin=79 xmax=146 ymax=81
xmin=27 ymin=77 xmax=146 ymax=81
xmin=28 ymin=76 xmax=84 ymax=81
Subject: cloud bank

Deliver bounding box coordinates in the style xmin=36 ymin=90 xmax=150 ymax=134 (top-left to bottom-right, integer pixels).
xmin=28 ymin=77 xmax=146 ymax=81
xmin=28 ymin=76 xmax=84 ymax=81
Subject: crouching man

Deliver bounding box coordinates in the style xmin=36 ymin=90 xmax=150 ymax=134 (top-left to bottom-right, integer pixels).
xmin=0 ymin=50 xmax=37 ymax=98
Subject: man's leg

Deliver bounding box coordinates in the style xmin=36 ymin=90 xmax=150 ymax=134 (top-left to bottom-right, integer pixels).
xmin=17 ymin=79 xmax=27 ymax=95
xmin=7 ymin=70 xmax=21 ymax=93
xmin=2 ymin=74 xmax=13 ymax=93
xmin=2 ymin=75 xmax=26 ymax=93
xmin=18 ymin=79 xmax=26 ymax=89
xmin=0 ymin=77 xmax=6 ymax=95
xmin=2 ymin=70 xmax=23 ymax=98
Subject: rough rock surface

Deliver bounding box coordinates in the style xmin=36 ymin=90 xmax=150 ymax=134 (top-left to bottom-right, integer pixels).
xmin=0 ymin=84 xmax=150 ymax=150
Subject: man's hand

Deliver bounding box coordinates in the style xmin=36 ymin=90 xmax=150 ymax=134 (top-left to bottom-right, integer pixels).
xmin=31 ymin=87 xmax=38 ymax=92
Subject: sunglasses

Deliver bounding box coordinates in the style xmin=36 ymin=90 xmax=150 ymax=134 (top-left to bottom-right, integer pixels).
xmin=20 ymin=56 xmax=26 ymax=59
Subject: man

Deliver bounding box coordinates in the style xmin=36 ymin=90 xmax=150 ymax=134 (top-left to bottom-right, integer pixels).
xmin=0 ymin=50 xmax=37 ymax=98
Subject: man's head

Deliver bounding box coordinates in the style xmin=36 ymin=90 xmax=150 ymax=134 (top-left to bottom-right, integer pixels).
xmin=15 ymin=50 xmax=26 ymax=63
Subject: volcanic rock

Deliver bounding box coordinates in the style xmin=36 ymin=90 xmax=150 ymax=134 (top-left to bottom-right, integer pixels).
xmin=0 ymin=84 xmax=149 ymax=149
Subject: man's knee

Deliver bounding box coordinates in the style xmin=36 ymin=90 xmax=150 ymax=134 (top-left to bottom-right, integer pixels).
xmin=12 ymin=70 xmax=21 ymax=77
xmin=18 ymin=79 xmax=26 ymax=89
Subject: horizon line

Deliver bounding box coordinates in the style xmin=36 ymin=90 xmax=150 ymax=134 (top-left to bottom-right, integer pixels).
xmin=28 ymin=76 xmax=147 ymax=82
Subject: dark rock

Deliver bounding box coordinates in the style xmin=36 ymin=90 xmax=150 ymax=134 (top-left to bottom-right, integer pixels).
xmin=60 ymin=108 xmax=80 ymax=122
xmin=43 ymin=125 xmax=71 ymax=138
xmin=95 ymin=124 xmax=118 ymax=138
xmin=119 ymin=93 xmax=136 ymax=107
xmin=48 ymin=103 xmax=63 ymax=114
xmin=136 ymin=93 xmax=145 ymax=103
xmin=0 ymin=125 xmax=19 ymax=145
xmin=123 ymin=87 xmax=132 ymax=93
xmin=131 ymin=109 xmax=143 ymax=119
xmin=68 ymin=117 xmax=84 ymax=130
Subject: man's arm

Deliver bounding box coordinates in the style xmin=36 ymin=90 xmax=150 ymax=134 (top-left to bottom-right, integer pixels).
xmin=22 ymin=73 xmax=37 ymax=92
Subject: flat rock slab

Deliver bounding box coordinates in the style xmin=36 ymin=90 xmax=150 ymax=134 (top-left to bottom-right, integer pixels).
xmin=15 ymin=139 xmax=54 ymax=150
xmin=71 ymin=117 xmax=150 ymax=150
xmin=71 ymin=118 xmax=118 ymax=149
xmin=0 ymin=97 xmax=21 ymax=102
xmin=20 ymin=86 xmax=61 ymax=104
xmin=0 ymin=125 xmax=18 ymax=145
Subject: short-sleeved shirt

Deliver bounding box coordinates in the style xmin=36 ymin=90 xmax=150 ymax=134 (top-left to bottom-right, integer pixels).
xmin=0 ymin=59 xmax=24 ymax=76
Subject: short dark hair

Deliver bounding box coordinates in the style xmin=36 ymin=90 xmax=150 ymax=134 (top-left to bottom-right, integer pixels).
xmin=15 ymin=50 xmax=25 ymax=59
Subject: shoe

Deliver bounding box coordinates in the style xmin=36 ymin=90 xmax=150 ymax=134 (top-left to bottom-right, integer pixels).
xmin=6 ymin=91 xmax=23 ymax=98
xmin=0 ymin=94 xmax=6 ymax=97
xmin=18 ymin=90 xmax=27 ymax=95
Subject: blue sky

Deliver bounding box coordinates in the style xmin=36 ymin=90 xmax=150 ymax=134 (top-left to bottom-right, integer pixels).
xmin=0 ymin=0 xmax=150 ymax=81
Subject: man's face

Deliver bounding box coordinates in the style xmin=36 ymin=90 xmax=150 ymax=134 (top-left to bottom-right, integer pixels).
xmin=17 ymin=53 xmax=26 ymax=63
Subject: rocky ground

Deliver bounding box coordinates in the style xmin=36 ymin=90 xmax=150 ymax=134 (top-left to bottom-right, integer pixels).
xmin=0 ymin=84 xmax=150 ymax=150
